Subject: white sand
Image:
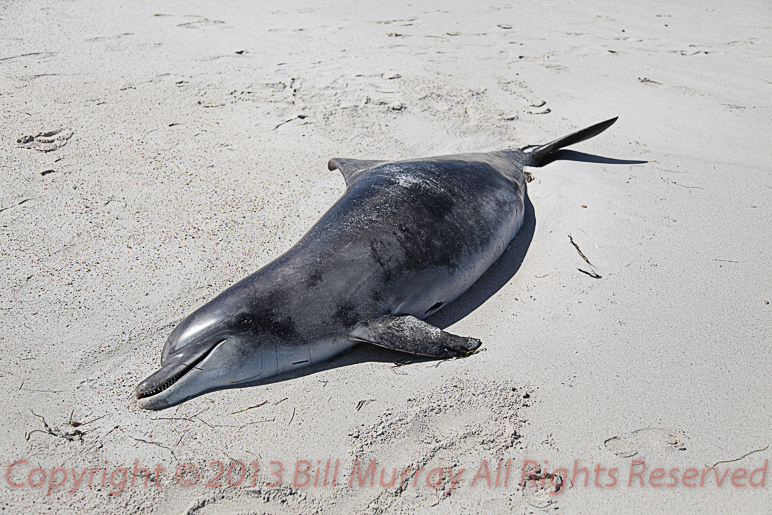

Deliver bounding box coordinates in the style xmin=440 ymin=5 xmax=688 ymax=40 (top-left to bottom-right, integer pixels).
xmin=1 ymin=0 xmax=770 ymax=512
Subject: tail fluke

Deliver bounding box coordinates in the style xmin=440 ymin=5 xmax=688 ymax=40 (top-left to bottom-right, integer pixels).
xmin=522 ymin=117 xmax=618 ymax=166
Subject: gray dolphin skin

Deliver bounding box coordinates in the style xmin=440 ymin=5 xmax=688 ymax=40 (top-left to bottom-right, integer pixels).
xmin=135 ymin=117 xmax=617 ymax=409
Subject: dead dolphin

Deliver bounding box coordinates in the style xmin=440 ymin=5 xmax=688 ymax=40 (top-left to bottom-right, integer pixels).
xmin=135 ymin=117 xmax=617 ymax=409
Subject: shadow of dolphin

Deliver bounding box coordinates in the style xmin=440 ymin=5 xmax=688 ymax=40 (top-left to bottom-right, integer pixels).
xmin=541 ymin=149 xmax=647 ymax=167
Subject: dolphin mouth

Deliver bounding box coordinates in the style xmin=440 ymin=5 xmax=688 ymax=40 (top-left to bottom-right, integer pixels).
xmin=134 ymin=339 xmax=226 ymax=400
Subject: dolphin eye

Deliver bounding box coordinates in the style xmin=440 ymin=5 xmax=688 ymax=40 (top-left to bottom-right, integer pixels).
xmin=237 ymin=314 xmax=255 ymax=328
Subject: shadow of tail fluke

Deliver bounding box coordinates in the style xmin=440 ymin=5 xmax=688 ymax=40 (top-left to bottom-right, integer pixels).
xmin=523 ymin=117 xmax=618 ymax=167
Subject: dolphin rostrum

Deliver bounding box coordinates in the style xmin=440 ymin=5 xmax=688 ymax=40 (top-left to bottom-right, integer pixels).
xmin=135 ymin=117 xmax=617 ymax=409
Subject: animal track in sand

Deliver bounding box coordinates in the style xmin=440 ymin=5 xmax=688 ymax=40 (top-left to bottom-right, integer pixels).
xmin=350 ymin=378 xmax=529 ymax=461
xmin=497 ymin=78 xmax=550 ymax=116
xmin=85 ymin=33 xmax=134 ymax=42
xmin=347 ymin=379 xmax=529 ymax=500
xmin=343 ymin=378 xmax=531 ymax=512
xmin=604 ymin=428 xmax=687 ymax=458
xmin=17 ymin=129 xmax=73 ymax=152
xmin=519 ymin=462 xmax=564 ymax=508
xmin=177 ymin=16 xmax=225 ymax=29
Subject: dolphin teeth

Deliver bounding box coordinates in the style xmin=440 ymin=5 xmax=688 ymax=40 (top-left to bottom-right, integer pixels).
xmin=138 ymin=340 xmax=226 ymax=400
xmin=139 ymin=371 xmax=184 ymax=399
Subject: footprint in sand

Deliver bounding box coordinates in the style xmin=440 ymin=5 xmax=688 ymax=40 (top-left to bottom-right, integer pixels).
xmin=604 ymin=428 xmax=687 ymax=458
xmin=17 ymin=129 xmax=73 ymax=152
xmin=177 ymin=16 xmax=225 ymax=29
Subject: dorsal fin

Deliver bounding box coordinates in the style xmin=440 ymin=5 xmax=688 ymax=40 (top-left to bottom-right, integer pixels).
xmin=328 ymin=158 xmax=385 ymax=189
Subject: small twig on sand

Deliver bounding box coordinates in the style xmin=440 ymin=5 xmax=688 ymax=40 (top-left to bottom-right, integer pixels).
xmin=569 ymin=234 xmax=602 ymax=279
xmin=126 ymin=434 xmax=176 ymax=459
xmin=193 ymin=415 xmax=214 ymax=428
xmin=231 ymin=401 xmax=268 ymax=415
xmin=569 ymin=234 xmax=594 ymax=266
xmin=578 ymin=268 xmax=602 ymax=279
xmin=709 ymin=444 xmax=769 ymax=469
xmin=19 ymin=380 xmax=60 ymax=393
xmin=238 ymin=419 xmax=276 ymax=430
xmin=26 ymin=410 xmax=84 ymax=442
xmin=154 ymin=416 xmax=197 ymax=423
xmin=193 ymin=415 xmax=241 ymax=429
xmin=79 ymin=415 xmax=105 ymax=426
xmin=356 ymin=399 xmax=377 ymax=411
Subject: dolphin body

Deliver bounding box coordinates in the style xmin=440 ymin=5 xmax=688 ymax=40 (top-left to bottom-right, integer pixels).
xmin=135 ymin=118 xmax=617 ymax=409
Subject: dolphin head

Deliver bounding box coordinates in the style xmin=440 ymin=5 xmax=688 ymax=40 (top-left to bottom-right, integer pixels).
xmin=135 ymin=281 xmax=278 ymax=410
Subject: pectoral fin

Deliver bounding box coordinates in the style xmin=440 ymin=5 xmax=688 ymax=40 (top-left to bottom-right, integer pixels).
xmin=348 ymin=315 xmax=482 ymax=358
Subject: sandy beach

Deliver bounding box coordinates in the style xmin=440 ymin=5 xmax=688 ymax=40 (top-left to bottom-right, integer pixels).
xmin=1 ymin=0 xmax=770 ymax=512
